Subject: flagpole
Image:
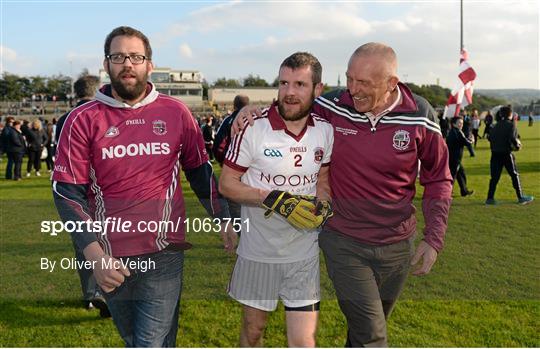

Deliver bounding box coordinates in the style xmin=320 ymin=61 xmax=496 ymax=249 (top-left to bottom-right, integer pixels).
xmin=460 ymin=0 xmax=464 ymax=51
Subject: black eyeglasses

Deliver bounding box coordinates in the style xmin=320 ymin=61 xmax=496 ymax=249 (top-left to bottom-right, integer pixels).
xmin=106 ymin=54 xmax=148 ymax=65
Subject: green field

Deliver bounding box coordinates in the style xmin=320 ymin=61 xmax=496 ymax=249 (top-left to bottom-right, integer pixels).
xmin=1 ymin=121 xmax=539 ymax=347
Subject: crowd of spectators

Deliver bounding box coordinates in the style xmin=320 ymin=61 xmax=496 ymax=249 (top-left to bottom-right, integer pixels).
xmin=0 ymin=116 xmax=57 ymax=180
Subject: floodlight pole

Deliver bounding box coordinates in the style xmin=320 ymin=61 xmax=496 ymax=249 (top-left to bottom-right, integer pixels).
xmin=460 ymin=0 xmax=464 ymax=51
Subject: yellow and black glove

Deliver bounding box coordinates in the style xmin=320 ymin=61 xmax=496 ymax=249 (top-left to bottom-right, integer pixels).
xmin=262 ymin=190 xmax=322 ymax=230
xmin=314 ymin=200 xmax=333 ymax=226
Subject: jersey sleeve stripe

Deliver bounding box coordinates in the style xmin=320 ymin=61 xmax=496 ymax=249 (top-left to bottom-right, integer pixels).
xmin=223 ymin=159 xmax=248 ymax=173
xmin=315 ymin=96 xmax=368 ymax=121
xmin=89 ymin=166 xmax=112 ymax=256
xmin=379 ymin=119 xmax=441 ymax=135
xmin=52 ymin=180 xmax=93 ymax=221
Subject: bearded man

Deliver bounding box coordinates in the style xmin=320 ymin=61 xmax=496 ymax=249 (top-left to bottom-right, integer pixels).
xmin=52 ymin=26 xmax=234 ymax=347
xmin=219 ymin=52 xmax=334 ymax=347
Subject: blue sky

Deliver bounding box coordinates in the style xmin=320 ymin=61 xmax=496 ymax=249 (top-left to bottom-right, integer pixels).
xmin=1 ymin=0 xmax=538 ymax=89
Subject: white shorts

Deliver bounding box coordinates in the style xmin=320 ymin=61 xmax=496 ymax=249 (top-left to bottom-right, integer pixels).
xmin=228 ymin=255 xmax=320 ymax=311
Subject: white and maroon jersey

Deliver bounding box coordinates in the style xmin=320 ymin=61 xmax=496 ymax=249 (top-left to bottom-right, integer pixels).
xmin=53 ymin=83 xmax=209 ymax=257
xmin=225 ymin=103 xmax=333 ymax=263
xmin=313 ymin=83 xmax=453 ymax=251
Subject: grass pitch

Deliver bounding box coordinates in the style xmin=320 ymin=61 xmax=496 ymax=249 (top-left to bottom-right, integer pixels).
xmin=0 ymin=121 xmax=539 ymax=347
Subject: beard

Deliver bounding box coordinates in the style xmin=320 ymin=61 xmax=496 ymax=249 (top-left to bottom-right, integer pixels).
xmin=277 ymin=91 xmax=315 ymax=121
xmin=110 ymin=69 xmax=148 ymax=102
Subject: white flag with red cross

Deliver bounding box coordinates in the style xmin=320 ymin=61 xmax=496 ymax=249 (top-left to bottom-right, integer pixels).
xmin=443 ymin=49 xmax=477 ymax=118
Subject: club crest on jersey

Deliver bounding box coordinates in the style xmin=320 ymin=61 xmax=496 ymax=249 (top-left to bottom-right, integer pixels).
xmin=153 ymin=120 xmax=167 ymax=135
xmin=392 ymin=130 xmax=410 ymax=150
xmin=313 ymin=147 xmax=324 ymax=164
xmin=105 ymin=126 xmax=119 ymax=138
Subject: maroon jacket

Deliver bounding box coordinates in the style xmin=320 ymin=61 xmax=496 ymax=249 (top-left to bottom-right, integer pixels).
xmin=313 ymin=83 xmax=452 ymax=252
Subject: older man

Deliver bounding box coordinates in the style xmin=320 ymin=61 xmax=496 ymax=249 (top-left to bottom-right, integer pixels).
xmin=235 ymin=43 xmax=452 ymax=347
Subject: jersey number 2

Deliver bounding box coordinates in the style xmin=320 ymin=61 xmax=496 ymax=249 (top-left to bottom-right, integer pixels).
xmin=294 ymin=154 xmax=302 ymax=167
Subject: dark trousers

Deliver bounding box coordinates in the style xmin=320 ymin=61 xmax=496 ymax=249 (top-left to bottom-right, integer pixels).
xmin=27 ymin=149 xmax=41 ymax=173
xmin=472 ymin=129 xmax=479 ymax=146
xmin=5 ymin=152 xmax=14 ymax=179
xmin=483 ymin=125 xmax=492 ymax=138
xmin=11 ymin=152 xmax=24 ymax=179
xmin=487 ymin=152 xmax=523 ymax=200
xmin=319 ymin=230 xmax=414 ymax=347
xmin=449 ymin=159 xmax=469 ymax=196
xmin=205 ymin=143 xmax=214 ymax=160
xmin=46 ymin=145 xmax=54 ymax=170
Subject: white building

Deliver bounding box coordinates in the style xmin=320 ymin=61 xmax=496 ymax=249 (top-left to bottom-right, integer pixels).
xmin=99 ymin=67 xmax=204 ymax=107
xmin=208 ymin=87 xmax=278 ymax=106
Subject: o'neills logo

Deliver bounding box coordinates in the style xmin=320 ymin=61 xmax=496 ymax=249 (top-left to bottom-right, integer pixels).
xmin=102 ymin=142 xmax=170 ymax=159
xmin=153 ymin=120 xmax=167 ymax=135
xmin=392 ymin=130 xmax=410 ymax=150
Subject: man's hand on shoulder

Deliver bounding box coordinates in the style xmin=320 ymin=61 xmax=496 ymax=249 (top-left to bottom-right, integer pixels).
xmin=410 ymin=240 xmax=438 ymax=276
xmin=231 ymin=106 xmax=263 ymax=136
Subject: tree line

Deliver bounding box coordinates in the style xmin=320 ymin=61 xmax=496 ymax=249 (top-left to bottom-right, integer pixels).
xmin=2 ymin=71 xmax=508 ymax=110
xmin=1 ymin=72 xmax=73 ymax=101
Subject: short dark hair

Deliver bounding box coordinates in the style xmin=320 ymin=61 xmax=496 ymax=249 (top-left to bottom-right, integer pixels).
xmin=74 ymin=75 xmax=100 ymax=99
xmin=280 ymin=52 xmax=322 ymax=85
xmin=104 ymin=26 xmax=152 ymax=60
xmin=233 ymin=95 xmax=249 ymax=110
xmin=497 ymin=105 xmax=512 ymax=121
xmin=451 ymin=116 xmax=462 ymax=126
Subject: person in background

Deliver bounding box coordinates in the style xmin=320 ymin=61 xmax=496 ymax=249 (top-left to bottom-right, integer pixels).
xmin=202 ymin=115 xmax=215 ymax=161
xmin=7 ymin=120 xmax=26 ymax=181
xmin=486 ymin=105 xmax=534 ymax=205
xmin=528 ymin=112 xmax=534 ymax=127
xmin=54 ymin=74 xmax=109 ymax=317
xmin=25 ymin=119 xmax=48 ymax=177
xmin=461 ymin=110 xmax=472 ymax=139
xmin=1 ymin=116 xmax=15 ymax=179
xmin=213 ymin=94 xmax=250 ymax=222
xmin=483 ymin=110 xmax=494 ymax=139
xmin=43 ymin=120 xmax=55 ymax=173
xmin=55 ymin=75 xmax=100 ymax=142
xmin=471 ymin=109 xmax=481 ymax=147
xmin=438 ymin=111 xmax=449 ymax=139
xmin=446 ymin=117 xmax=475 ymax=197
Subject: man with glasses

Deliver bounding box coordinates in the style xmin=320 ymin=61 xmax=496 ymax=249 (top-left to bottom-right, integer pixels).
xmin=52 ymin=26 xmax=235 ymax=347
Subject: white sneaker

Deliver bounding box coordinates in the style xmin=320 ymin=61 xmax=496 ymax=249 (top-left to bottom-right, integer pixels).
xmin=26 ymin=173 xmax=31 ymax=177
xmin=36 ymin=171 xmax=41 ymax=177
